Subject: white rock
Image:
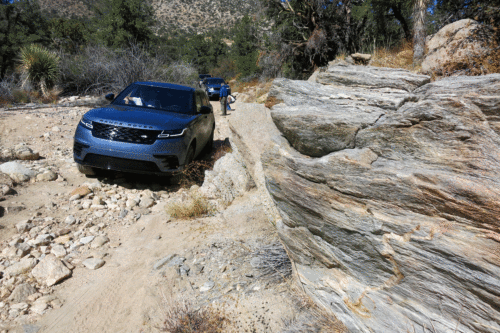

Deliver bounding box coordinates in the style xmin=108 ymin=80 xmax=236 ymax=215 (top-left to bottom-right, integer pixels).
xmin=64 ymin=215 xmax=76 ymax=225
xmin=5 ymin=257 xmax=38 ymax=276
xmin=79 ymin=236 xmax=95 ymax=245
xmin=31 ymin=254 xmax=71 ymax=287
xmin=82 ymin=258 xmax=105 ymax=270
xmin=0 ymin=162 xmax=36 ymax=177
xmin=50 ymin=244 xmax=67 ymax=258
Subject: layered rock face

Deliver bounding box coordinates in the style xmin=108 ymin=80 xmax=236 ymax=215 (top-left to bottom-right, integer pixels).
xmin=262 ymin=64 xmax=500 ymax=332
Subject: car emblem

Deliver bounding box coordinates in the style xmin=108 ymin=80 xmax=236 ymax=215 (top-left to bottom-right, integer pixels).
xmin=141 ymin=135 xmax=148 ymax=139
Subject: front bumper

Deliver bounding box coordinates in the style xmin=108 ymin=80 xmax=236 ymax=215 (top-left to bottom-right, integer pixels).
xmin=73 ymin=125 xmax=190 ymax=175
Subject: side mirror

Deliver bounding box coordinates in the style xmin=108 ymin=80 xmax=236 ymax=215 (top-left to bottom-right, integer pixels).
xmin=105 ymin=93 xmax=115 ymax=101
xmin=200 ymin=106 xmax=212 ymax=114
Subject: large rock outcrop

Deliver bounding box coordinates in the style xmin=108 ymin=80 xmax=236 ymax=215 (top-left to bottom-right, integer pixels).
xmin=258 ymin=64 xmax=500 ymax=332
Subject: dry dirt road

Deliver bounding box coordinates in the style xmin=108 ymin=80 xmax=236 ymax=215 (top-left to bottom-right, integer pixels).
xmin=0 ymin=100 xmax=303 ymax=333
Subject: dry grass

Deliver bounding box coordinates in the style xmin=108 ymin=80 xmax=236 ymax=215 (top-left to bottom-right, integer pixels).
xmin=160 ymin=291 xmax=229 ymax=333
xmin=264 ymin=96 xmax=284 ymax=109
xmin=281 ymin=283 xmax=347 ymax=333
xmin=165 ymin=192 xmax=210 ymax=219
xmin=250 ymin=243 xmax=293 ymax=284
xmin=370 ymin=41 xmax=418 ymax=72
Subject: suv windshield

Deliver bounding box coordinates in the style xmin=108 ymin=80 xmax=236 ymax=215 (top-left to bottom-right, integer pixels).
xmin=205 ymin=78 xmax=225 ymax=84
xmin=113 ymin=84 xmax=194 ymax=114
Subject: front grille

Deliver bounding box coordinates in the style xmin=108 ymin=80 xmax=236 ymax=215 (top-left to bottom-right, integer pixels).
xmin=83 ymin=154 xmax=160 ymax=173
xmin=92 ymin=122 xmax=161 ymax=145
xmin=73 ymin=142 xmax=89 ymax=157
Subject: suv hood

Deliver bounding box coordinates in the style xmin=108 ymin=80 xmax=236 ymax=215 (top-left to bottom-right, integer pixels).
xmin=84 ymin=105 xmax=195 ymax=131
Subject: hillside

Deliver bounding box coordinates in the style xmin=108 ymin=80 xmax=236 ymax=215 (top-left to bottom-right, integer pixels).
xmin=37 ymin=0 xmax=262 ymax=33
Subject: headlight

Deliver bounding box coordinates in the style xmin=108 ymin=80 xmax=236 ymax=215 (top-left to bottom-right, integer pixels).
xmin=80 ymin=116 xmax=93 ymax=129
xmin=208 ymin=87 xmax=214 ymax=92
xmin=158 ymin=128 xmax=186 ymax=138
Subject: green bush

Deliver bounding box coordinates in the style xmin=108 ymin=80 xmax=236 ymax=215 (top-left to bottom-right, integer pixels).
xmin=19 ymin=44 xmax=59 ymax=97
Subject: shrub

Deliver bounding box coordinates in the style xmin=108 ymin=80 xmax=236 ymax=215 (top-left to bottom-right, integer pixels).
xmin=165 ymin=192 xmax=210 ymax=219
xmin=19 ymin=44 xmax=60 ymax=97
xmin=249 ymin=243 xmax=292 ymax=283
xmin=58 ymin=44 xmax=198 ymax=96
xmin=161 ymin=298 xmax=228 ymax=333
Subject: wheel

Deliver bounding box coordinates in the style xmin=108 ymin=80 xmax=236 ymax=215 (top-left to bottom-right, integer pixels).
xmin=185 ymin=144 xmax=195 ymax=166
xmin=77 ymin=163 xmax=96 ymax=176
xmin=201 ymin=128 xmax=214 ymax=156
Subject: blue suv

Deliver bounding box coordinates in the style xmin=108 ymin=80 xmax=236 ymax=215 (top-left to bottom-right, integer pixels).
xmin=73 ymin=82 xmax=214 ymax=176
xmin=202 ymin=77 xmax=231 ymax=99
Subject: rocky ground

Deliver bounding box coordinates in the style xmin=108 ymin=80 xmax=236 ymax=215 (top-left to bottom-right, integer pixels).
xmin=0 ymin=100 xmax=309 ymax=332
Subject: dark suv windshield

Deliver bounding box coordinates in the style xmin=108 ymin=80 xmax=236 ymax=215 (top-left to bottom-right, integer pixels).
xmin=205 ymin=78 xmax=225 ymax=84
xmin=113 ymin=84 xmax=194 ymax=114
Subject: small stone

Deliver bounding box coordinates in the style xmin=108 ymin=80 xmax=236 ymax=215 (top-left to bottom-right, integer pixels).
xmin=153 ymin=254 xmax=177 ymax=270
xmin=33 ymin=234 xmax=52 ymax=246
xmin=5 ymin=257 xmax=38 ymax=276
xmin=69 ymin=194 xmax=81 ymax=201
xmin=119 ymin=209 xmax=128 ymax=218
xmin=64 ymin=215 xmax=76 ymax=225
xmin=70 ymin=186 xmax=92 ymax=198
xmin=200 ymin=280 xmax=215 ymax=292
xmin=8 ymin=284 xmax=37 ymax=303
xmin=31 ymin=254 xmax=71 ymax=287
xmin=79 ymin=236 xmax=95 ymax=245
xmin=139 ymin=197 xmax=155 ymax=208
xmin=53 ymin=235 xmax=71 ymax=244
xmin=36 ymin=171 xmax=58 ymax=182
xmin=30 ymin=301 xmax=48 ymax=315
xmin=94 ymin=211 xmax=105 ymax=218
xmin=90 ymin=236 xmax=109 ymax=249
xmin=51 ymin=126 xmax=61 ymax=132
xmin=82 ymin=258 xmax=105 ymax=270
xmin=51 ymin=244 xmax=67 ymax=257
xmin=15 ymin=220 xmax=33 ymax=233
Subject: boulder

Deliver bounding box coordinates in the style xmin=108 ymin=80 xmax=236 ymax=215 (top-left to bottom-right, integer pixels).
xmin=31 ymin=254 xmax=71 ymax=286
xmin=8 ymin=284 xmax=37 ymax=303
xmin=4 ymin=257 xmax=37 ymax=276
xmin=258 ymin=64 xmax=500 ymax=332
xmin=422 ymin=19 xmax=495 ymax=74
xmin=0 ymin=162 xmax=36 ymax=178
xmin=315 ymin=63 xmax=430 ymax=91
xmin=199 ymin=146 xmax=252 ymax=207
xmin=351 ymin=53 xmax=372 ymax=65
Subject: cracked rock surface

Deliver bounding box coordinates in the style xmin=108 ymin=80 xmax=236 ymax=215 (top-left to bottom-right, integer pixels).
xmin=261 ymin=64 xmax=500 ymax=332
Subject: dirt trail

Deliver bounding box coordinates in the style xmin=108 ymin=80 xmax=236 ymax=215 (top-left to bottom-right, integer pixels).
xmin=0 ymin=100 xmax=301 ymax=333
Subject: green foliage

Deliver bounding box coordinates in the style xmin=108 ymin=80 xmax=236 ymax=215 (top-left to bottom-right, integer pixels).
xmin=231 ymin=15 xmax=259 ymax=78
xmin=0 ymin=0 xmax=49 ymax=79
xmin=19 ymin=44 xmax=59 ymax=96
xmin=48 ymin=17 xmax=90 ymax=53
xmin=90 ymin=0 xmax=156 ymax=48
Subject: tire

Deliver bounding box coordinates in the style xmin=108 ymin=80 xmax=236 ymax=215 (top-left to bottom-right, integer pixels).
xmin=185 ymin=144 xmax=195 ymax=166
xmin=201 ymin=128 xmax=214 ymax=156
xmin=77 ymin=163 xmax=96 ymax=176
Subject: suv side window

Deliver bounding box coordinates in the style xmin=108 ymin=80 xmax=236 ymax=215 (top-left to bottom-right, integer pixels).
xmin=195 ymin=92 xmax=203 ymax=113
xmin=202 ymin=94 xmax=210 ymax=107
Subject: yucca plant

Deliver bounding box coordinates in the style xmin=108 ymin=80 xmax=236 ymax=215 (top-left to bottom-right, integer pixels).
xmin=19 ymin=44 xmax=60 ymax=97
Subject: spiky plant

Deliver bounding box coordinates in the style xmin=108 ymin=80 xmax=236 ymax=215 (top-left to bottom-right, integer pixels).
xmin=19 ymin=44 xmax=59 ymax=97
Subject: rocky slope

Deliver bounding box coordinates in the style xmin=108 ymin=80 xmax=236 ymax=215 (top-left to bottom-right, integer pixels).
xmin=38 ymin=0 xmax=261 ymax=34
xmin=229 ymin=63 xmax=500 ymax=332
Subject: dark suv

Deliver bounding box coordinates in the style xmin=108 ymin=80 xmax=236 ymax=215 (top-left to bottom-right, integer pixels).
xmin=73 ymin=82 xmax=214 ymax=176
xmin=202 ymin=77 xmax=231 ymax=99
xmin=198 ymin=74 xmax=211 ymax=87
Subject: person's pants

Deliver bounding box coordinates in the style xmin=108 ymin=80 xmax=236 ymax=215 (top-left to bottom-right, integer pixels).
xmin=220 ymin=97 xmax=227 ymax=115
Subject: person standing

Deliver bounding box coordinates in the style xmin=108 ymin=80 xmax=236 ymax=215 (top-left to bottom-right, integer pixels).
xmin=219 ymin=84 xmax=228 ymax=116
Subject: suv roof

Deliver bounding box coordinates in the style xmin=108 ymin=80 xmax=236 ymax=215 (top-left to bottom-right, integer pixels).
xmin=135 ymin=81 xmax=194 ymax=92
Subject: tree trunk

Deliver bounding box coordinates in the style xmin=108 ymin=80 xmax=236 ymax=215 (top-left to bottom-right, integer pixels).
xmin=391 ymin=4 xmax=411 ymax=41
xmin=413 ymin=0 xmax=428 ymax=65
